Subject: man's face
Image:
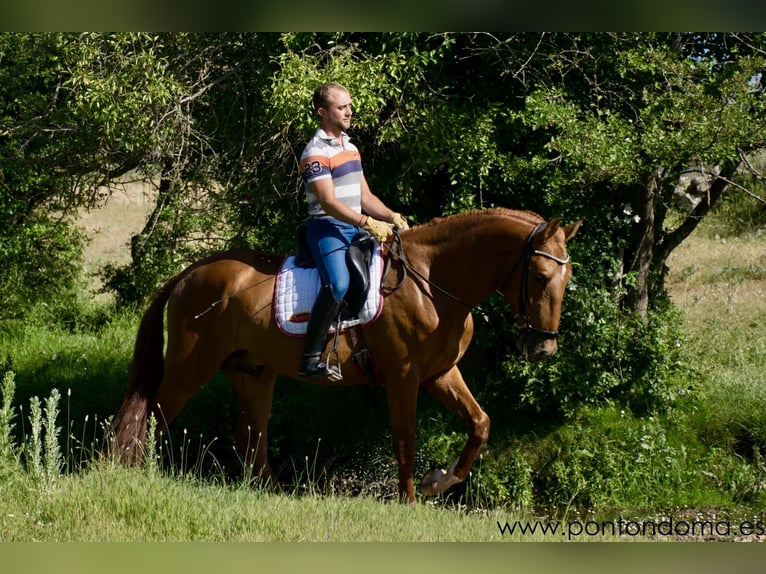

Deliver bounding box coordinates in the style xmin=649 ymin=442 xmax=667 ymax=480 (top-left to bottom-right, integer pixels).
xmin=319 ymin=88 xmax=352 ymax=135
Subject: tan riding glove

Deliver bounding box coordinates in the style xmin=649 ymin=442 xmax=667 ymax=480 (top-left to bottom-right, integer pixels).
xmin=363 ymin=216 xmax=392 ymax=242
xmin=390 ymin=212 xmax=409 ymax=231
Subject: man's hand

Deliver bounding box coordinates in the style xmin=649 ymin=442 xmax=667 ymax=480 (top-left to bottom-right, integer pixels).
xmin=363 ymin=217 xmax=392 ymax=242
xmin=390 ymin=212 xmax=409 ymax=231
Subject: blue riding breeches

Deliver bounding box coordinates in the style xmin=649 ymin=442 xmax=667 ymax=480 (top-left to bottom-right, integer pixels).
xmin=305 ymin=217 xmax=361 ymax=301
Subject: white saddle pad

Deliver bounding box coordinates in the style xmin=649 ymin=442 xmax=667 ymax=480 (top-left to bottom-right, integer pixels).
xmin=274 ymin=243 xmax=385 ymax=337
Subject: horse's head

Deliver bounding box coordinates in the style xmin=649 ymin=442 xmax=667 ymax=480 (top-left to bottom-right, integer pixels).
xmin=501 ymin=217 xmax=583 ymax=362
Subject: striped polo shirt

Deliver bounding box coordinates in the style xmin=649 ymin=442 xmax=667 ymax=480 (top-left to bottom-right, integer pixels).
xmin=300 ymin=128 xmax=363 ymax=217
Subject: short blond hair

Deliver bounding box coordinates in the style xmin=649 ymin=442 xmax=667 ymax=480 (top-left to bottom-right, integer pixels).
xmin=312 ymin=81 xmax=348 ymax=111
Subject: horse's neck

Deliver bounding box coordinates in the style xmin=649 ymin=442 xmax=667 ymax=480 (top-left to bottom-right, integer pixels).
xmin=407 ymin=212 xmax=533 ymax=306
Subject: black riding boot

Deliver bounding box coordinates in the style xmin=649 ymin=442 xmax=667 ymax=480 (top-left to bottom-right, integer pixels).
xmin=298 ymin=285 xmax=344 ymax=381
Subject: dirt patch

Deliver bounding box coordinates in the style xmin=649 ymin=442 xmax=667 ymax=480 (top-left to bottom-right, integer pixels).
xmin=666 ymin=230 xmax=766 ymax=333
xmin=76 ymin=180 xmax=156 ymax=292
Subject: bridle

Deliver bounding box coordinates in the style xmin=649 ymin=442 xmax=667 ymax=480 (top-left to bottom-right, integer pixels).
xmin=382 ymin=220 xmax=570 ymax=340
xmin=496 ymin=221 xmax=570 ymax=340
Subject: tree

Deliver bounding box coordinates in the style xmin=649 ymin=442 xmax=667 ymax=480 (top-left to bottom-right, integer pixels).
xmin=0 ymin=32 xmax=208 ymax=313
xmin=0 ymin=33 xmax=88 ymax=315
xmin=507 ymin=32 xmax=766 ymax=317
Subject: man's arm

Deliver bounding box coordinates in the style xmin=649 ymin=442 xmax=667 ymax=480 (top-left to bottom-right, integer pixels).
xmin=310 ymin=178 xmax=368 ymax=227
xmin=359 ymin=174 xmax=396 ymax=223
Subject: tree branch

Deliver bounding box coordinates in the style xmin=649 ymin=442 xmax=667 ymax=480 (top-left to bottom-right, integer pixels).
xmin=717 ymin=175 xmax=766 ymax=205
xmin=657 ymin=160 xmax=739 ymax=261
xmin=733 ymin=148 xmax=766 ymax=205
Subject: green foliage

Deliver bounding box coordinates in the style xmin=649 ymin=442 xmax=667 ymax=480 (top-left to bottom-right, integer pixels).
xmin=466 ymin=286 xmax=692 ymax=420
xmin=468 ymin=450 xmax=535 ymax=509
xmin=0 ymin=215 xmax=85 ymax=320
xmin=689 ymin=341 xmax=766 ymax=468
xmin=0 ymin=33 xmax=224 ymax=313
xmin=524 ymin=292 xmax=692 ymax=414
xmin=24 ymin=388 xmax=62 ymax=489
xmin=0 ymin=302 xmax=135 ymax=470
xmin=62 ymin=33 xmax=185 ymax=158
xmin=533 ymin=407 xmax=693 ymax=508
xmin=706 ymin=172 xmax=766 ymax=237
xmin=142 ymin=415 xmax=160 ymax=476
xmin=26 ymin=396 xmax=44 ymax=482
xmin=0 ymin=370 xmax=64 ymax=494
xmin=0 ymin=372 xmax=21 ymax=480
xmin=531 ymin=405 xmax=766 ymax=510
xmin=43 ymin=389 xmax=63 ymax=485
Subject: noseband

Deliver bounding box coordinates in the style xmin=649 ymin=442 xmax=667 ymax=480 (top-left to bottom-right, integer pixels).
xmin=498 ymin=222 xmax=570 ymax=340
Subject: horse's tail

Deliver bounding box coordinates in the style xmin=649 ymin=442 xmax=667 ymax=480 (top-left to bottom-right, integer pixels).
xmin=112 ymin=270 xmax=186 ymax=464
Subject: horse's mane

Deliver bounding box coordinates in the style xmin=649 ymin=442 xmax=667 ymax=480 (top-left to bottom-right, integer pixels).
xmin=410 ymin=207 xmax=543 ymax=237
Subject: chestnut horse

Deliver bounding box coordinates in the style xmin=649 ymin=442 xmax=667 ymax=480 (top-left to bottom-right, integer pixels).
xmin=113 ymin=208 xmax=582 ymax=503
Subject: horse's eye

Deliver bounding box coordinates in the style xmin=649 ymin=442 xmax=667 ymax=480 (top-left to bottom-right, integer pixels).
xmin=535 ymin=274 xmax=549 ymax=287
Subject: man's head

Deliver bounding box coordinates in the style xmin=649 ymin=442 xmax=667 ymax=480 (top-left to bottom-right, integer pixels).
xmin=313 ymin=82 xmax=352 ymax=137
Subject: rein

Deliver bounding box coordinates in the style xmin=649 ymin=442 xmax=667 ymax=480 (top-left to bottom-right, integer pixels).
xmin=381 ymin=229 xmax=473 ymax=308
xmin=382 ymin=221 xmax=570 ymax=338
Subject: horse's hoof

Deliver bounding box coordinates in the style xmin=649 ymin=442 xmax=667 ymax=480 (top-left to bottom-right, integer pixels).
xmin=419 ymin=460 xmax=464 ymax=496
xmin=419 ymin=467 xmax=448 ymax=496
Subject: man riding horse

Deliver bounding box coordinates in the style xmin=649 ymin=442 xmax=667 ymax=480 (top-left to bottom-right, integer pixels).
xmin=298 ymin=81 xmax=409 ymax=381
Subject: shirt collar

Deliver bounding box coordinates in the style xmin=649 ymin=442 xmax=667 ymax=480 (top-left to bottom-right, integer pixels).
xmin=317 ymin=128 xmax=349 ymax=147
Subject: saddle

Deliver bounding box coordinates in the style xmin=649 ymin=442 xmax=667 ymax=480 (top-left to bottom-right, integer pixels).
xmin=274 ymin=228 xmax=384 ymax=337
xmin=295 ymin=224 xmax=374 ymax=320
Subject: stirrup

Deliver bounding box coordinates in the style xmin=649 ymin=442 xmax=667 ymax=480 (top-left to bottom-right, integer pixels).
xmin=299 ymin=357 xmax=343 ymax=382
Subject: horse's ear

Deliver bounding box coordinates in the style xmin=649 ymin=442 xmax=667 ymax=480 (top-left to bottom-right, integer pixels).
xmin=563 ymin=218 xmax=584 ymax=243
xmin=542 ymin=218 xmax=562 ymax=241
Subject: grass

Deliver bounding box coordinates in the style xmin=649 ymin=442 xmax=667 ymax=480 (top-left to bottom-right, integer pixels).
xmin=0 ymin=436 xmax=724 ymax=542
xmin=0 ymin=373 xmax=594 ymax=542
xmin=666 ymin=227 xmax=766 ymax=495
xmin=1 ymin=362 xmax=741 ymax=542
xmin=0 ymin=461 xmax=523 ymax=542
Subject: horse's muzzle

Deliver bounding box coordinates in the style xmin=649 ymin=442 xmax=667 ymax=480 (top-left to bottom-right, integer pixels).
xmin=516 ymin=331 xmax=558 ymax=362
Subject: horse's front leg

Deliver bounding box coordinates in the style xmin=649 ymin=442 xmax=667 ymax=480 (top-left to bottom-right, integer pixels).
xmin=419 ymin=366 xmax=490 ymax=496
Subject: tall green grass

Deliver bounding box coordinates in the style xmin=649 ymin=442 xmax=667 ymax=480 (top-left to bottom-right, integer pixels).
xmin=3 ymin=376 xmax=723 ymax=542
xmin=0 ymin=370 xmax=597 ymax=542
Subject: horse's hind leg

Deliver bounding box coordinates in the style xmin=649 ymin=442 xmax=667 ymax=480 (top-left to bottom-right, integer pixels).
xmin=150 ymin=353 xmax=220 ymax=435
xmin=419 ymin=366 xmax=490 ymax=496
xmin=385 ymin=378 xmax=420 ymax=504
xmin=222 ymin=358 xmax=278 ymax=487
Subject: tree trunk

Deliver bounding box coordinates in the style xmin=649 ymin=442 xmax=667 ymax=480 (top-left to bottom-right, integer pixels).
xmin=623 ymin=160 xmax=738 ymax=319
xmin=623 ymin=174 xmax=659 ymax=320
xmin=130 ymin=159 xmax=175 ymax=263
